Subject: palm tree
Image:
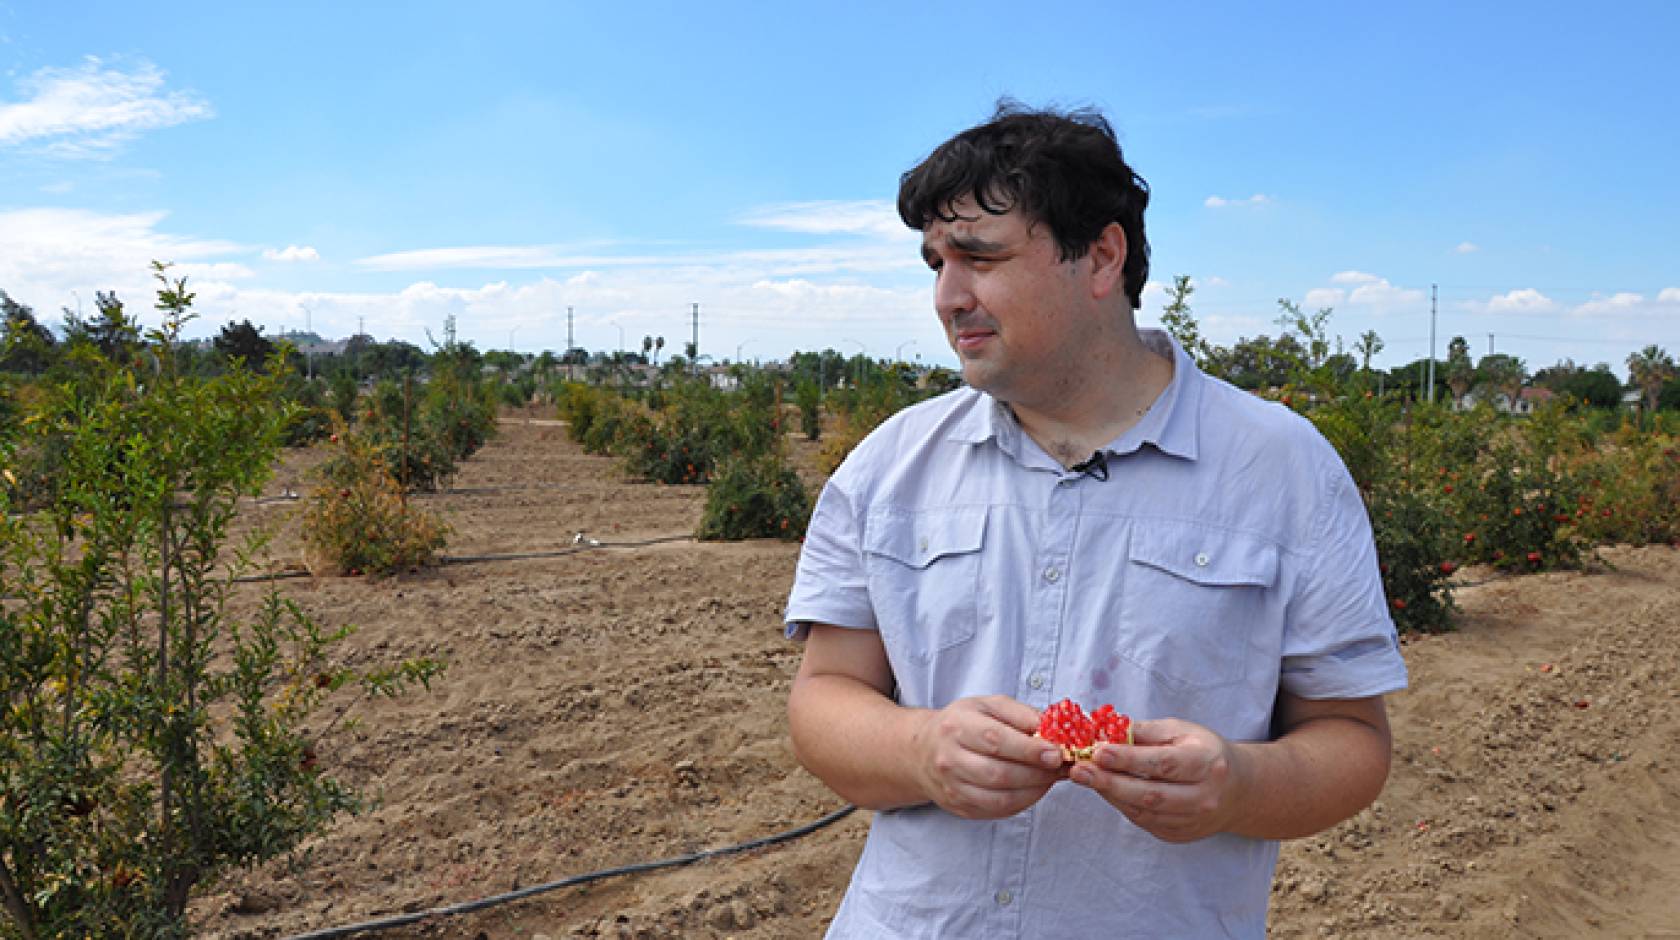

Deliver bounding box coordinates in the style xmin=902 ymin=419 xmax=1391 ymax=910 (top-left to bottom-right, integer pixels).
xmin=1445 ymin=336 xmax=1474 ymax=407
xmin=1626 ymin=345 xmax=1676 ymax=416
xmin=1476 ymin=353 xmax=1526 ymax=412
xmin=1354 ymin=330 xmax=1384 ymax=373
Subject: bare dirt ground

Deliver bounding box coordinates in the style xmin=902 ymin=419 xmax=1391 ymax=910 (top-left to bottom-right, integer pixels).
xmin=192 ymin=414 xmax=1680 ymax=939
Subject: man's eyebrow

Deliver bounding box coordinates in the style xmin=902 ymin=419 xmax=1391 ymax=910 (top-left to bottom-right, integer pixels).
xmin=922 ymin=233 xmax=1010 ymax=258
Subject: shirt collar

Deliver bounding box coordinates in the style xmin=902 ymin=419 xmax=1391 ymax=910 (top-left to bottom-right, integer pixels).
xmin=1117 ymin=329 xmax=1200 ymax=461
xmin=943 ymin=328 xmax=1203 ymax=462
xmin=946 ymin=390 xmax=1025 ymax=461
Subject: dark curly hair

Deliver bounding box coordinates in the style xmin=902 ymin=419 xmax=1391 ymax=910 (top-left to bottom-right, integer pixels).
xmin=897 ymin=100 xmax=1151 ymax=310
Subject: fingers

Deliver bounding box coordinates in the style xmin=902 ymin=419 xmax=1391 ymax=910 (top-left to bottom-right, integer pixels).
xmin=1127 ymin=717 xmax=1194 ymax=747
xmin=1092 ymin=738 xmax=1191 ymax=783
xmin=1070 ymin=761 xmax=1201 ymax=814
xmin=1095 ymin=718 xmax=1213 ymax=782
xmin=1066 ymin=719 xmax=1239 ymax=841
xmin=948 ymin=697 xmax=1065 ymax=770
xmin=918 ymin=697 xmax=1065 ymax=818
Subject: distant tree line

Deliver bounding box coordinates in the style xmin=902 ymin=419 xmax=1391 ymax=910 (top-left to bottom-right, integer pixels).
xmin=1153 ymin=275 xmax=1679 ymax=412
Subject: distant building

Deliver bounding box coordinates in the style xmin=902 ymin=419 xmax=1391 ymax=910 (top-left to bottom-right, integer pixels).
xmin=1512 ymin=386 xmax=1554 ymax=415
xmin=1456 ymin=385 xmax=1553 ymax=415
xmin=706 ymin=365 xmax=739 ymax=391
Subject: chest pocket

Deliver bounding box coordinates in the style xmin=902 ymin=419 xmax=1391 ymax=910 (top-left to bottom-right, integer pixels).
xmin=1116 ymin=525 xmax=1279 ymax=690
xmin=863 ymin=507 xmax=987 ymax=664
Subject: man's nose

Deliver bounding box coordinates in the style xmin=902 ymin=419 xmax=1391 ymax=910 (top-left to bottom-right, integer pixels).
xmin=934 ymin=266 xmax=975 ymax=319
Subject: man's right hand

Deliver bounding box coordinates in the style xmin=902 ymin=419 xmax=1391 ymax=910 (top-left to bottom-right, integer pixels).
xmin=790 ymin=624 xmax=1067 ymax=816
xmin=911 ymin=695 xmax=1066 ymax=819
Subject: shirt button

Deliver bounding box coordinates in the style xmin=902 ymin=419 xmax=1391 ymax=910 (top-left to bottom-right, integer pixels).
xmin=995 ymin=889 xmax=1013 ymax=906
xmin=919 ymin=536 xmax=929 ymax=553
xmin=1044 ymin=566 xmax=1061 ymax=583
xmin=1028 ymin=673 xmax=1045 ymax=690
xmin=1195 ymin=552 xmax=1210 ymax=567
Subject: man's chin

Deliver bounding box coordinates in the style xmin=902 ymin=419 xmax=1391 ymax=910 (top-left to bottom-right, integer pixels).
xmin=958 ymin=361 xmax=1000 ymax=394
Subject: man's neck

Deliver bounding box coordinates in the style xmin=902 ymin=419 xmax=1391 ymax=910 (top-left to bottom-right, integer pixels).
xmin=1009 ymin=333 xmax=1175 ymax=469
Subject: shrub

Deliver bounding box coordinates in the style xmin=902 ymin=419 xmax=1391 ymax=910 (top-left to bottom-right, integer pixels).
xmin=795 ymin=378 xmax=822 ymax=441
xmin=697 ymin=450 xmax=812 ymax=541
xmin=1369 ymin=482 xmax=1458 ymax=633
xmin=615 ymin=378 xmax=777 ymax=484
xmin=1309 ymin=390 xmax=1402 ymax=494
xmin=816 ymin=370 xmax=923 ymax=474
xmin=0 ymin=266 xmax=441 ymax=938
xmin=580 ymin=393 xmax=636 ymax=456
xmin=1568 ymin=426 xmax=1680 ymax=546
xmin=556 ymin=381 xmax=614 ymax=448
xmin=355 ymin=378 xmax=457 ymax=492
xmin=301 ymin=427 xmax=450 ymax=576
xmin=279 ymin=373 xmax=334 ymax=447
xmin=329 ymin=369 xmax=358 ymax=424
xmin=1450 ymin=437 xmax=1589 ymax=573
xmin=423 ymin=375 xmax=498 ymax=463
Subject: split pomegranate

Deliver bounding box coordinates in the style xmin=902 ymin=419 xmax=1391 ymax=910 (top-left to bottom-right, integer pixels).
xmin=1036 ymin=698 xmax=1133 ymax=762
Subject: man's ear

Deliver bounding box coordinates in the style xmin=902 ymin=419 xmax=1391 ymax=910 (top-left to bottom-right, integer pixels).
xmin=1087 ymin=222 xmax=1128 ymax=301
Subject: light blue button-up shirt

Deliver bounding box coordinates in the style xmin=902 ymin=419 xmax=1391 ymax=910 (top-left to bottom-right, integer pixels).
xmin=786 ymin=331 xmax=1408 ymax=939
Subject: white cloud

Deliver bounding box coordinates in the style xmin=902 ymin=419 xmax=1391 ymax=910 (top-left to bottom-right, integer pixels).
xmin=0 ymin=207 xmax=246 ymax=317
xmin=0 ymin=57 xmax=212 ymax=157
xmin=1330 ymin=270 xmax=1381 ymax=285
xmin=174 ymin=261 xmax=254 ymax=281
xmin=356 ymin=245 xmax=574 ymax=270
xmin=1570 ymin=292 xmax=1646 ymax=317
xmin=262 ymin=245 xmax=320 ymax=263
xmin=749 ymin=278 xmax=922 ymax=314
xmin=737 ymin=199 xmax=916 ymax=242
xmin=1304 ymin=287 xmax=1345 ymax=308
xmin=355 ymin=243 xmax=919 ymax=278
xmin=1201 ymin=313 xmax=1269 ymax=337
xmin=1454 ymin=241 xmax=1480 ymax=254
xmin=1203 ymin=193 xmax=1272 ymax=209
xmin=1203 ymin=275 xmax=1230 ymax=288
xmin=0 ymin=204 xmax=943 ymax=362
xmin=1484 ymin=288 xmax=1557 ymax=314
xmin=1295 ymin=272 xmax=1425 ymax=316
xmin=1658 ymin=287 xmax=1680 ymax=304
xmin=1346 ymin=278 xmax=1426 ymax=308
xmin=40 ymin=181 xmax=74 ymax=194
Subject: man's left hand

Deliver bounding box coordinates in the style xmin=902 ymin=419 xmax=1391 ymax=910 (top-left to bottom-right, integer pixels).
xmin=1066 ymin=717 xmax=1249 ymax=843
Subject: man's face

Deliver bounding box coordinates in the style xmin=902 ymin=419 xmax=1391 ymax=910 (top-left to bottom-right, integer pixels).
xmin=920 ymin=198 xmax=1097 ymax=405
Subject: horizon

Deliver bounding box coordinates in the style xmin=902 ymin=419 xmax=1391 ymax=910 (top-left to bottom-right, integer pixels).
xmin=3 ymin=2 xmax=1676 ymax=381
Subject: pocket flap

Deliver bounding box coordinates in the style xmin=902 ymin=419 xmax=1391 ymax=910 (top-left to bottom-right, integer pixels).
xmin=864 ymin=506 xmax=987 ymax=569
xmin=1129 ymin=525 xmax=1279 ymax=587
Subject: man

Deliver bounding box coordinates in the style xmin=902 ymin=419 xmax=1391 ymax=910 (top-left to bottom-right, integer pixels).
xmin=784 ymin=102 xmax=1407 ymax=938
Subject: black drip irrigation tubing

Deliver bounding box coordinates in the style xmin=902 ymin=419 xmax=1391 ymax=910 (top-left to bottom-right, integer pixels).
xmin=229 ymin=534 xmax=696 ymax=584
xmin=283 ymin=804 xmax=858 ymax=940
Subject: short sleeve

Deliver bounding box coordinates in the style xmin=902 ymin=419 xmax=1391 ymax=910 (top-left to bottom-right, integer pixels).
xmin=1280 ymin=457 xmax=1409 ymax=699
xmin=784 ymin=476 xmax=877 ymax=640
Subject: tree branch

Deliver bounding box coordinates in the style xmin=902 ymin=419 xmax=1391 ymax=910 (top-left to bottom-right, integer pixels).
xmin=0 ymin=856 xmax=39 ymax=940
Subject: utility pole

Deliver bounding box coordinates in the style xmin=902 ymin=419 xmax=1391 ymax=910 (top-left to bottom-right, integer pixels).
xmin=1427 ymin=284 xmax=1438 ymax=403
xmin=1488 ymin=333 xmax=1495 ymax=356
xmin=567 ymin=306 xmax=574 ymax=353
xmin=691 ymin=302 xmax=700 ymax=378
xmin=302 ymin=303 xmax=314 ymax=380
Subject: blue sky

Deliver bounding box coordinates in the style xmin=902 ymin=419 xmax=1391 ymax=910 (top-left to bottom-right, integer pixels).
xmin=2 ymin=1 xmax=1676 ymax=377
